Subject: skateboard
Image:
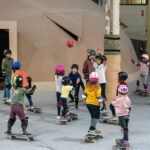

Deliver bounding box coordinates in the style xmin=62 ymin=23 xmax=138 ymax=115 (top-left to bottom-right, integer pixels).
xmin=59 ymin=117 xmax=72 ymax=125
xmin=113 ymin=139 xmax=131 ymax=150
xmin=135 ymin=90 xmax=149 ymax=97
xmin=26 ymin=105 xmax=41 ymax=113
xmin=100 ymin=111 xmax=108 ymax=117
xmin=82 ymin=129 xmax=104 ymax=143
xmin=100 ymin=117 xmax=119 ymax=126
xmin=68 ymin=112 xmax=78 ymax=120
xmin=6 ymin=133 xmax=34 ymax=142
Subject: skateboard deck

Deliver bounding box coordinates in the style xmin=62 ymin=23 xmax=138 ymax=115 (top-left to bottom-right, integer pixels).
xmin=26 ymin=105 xmax=41 ymax=113
xmin=100 ymin=111 xmax=108 ymax=117
xmin=82 ymin=129 xmax=104 ymax=143
xmin=100 ymin=117 xmax=119 ymax=126
xmin=135 ymin=90 xmax=149 ymax=97
xmin=6 ymin=133 xmax=34 ymax=142
xmin=113 ymin=139 xmax=131 ymax=150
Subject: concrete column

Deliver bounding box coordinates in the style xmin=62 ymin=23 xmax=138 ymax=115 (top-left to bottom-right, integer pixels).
xmin=105 ymin=0 xmax=110 ymax=35
xmin=147 ymin=1 xmax=150 ymax=57
xmin=104 ymin=0 xmax=121 ymax=104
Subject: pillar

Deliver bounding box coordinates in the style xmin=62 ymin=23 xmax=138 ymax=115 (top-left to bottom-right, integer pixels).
xmin=104 ymin=0 xmax=121 ymax=104
xmin=147 ymin=1 xmax=150 ymax=57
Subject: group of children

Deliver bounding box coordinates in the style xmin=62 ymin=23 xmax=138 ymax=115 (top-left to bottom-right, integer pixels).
xmin=55 ymin=49 xmax=132 ymax=147
xmin=1 ymin=48 xmax=150 ymax=148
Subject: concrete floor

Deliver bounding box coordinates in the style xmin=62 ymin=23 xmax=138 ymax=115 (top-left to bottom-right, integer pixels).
xmin=0 ymin=81 xmax=150 ymax=150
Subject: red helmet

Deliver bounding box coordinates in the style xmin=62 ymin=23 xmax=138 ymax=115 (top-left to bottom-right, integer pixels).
xmin=66 ymin=40 xmax=74 ymax=48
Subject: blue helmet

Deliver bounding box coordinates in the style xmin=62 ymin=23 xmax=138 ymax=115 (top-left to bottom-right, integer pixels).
xmin=12 ymin=62 xmax=21 ymax=69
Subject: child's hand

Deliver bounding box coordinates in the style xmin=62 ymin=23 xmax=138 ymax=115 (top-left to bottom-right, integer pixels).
xmin=77 ymin=78 xmax=80 ymax=84
xmin=131 ymin=59 xmax=135 ymax=64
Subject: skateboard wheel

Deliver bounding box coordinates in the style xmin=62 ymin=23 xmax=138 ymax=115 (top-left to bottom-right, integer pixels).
xmin=92 ymin=139 xmax=96 ymax=143
xmin=27 ymin=138 xmax=31 ymax=142
xmin=101 ymin=135 xmax=104 ymax=138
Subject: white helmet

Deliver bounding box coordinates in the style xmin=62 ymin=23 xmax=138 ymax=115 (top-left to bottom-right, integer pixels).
xmin=89 ymin=72 xmax=99 ymax=82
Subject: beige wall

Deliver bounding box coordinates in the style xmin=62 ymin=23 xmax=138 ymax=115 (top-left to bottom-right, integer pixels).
xmin=120 ymin=5 xmax=147 ymax=40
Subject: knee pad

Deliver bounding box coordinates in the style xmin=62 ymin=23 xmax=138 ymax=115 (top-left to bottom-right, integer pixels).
xmin=8 ymin=118 xmax=16 ymax=126
xmin=57 ymin=102 xmax=61 ymax=107
xmin=136 ymin=80 xmax=140 ymax=86
xmin=143 ymin=84 xmax=148 ymax=89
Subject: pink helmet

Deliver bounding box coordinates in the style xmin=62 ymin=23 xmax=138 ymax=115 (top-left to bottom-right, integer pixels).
xmin=142 ymin=54 xmax=149 ymax=60
xmin=118 ymin=85 xmax=128 ymax=94
xmin=55 ymin=65 xmax=65 ymax=75
xmin=89 ymin=72 xmax=99 ymax=82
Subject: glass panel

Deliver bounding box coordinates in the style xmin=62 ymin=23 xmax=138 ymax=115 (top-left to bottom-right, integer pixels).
xmin=120 ymin=0 xmax=147 ymax=4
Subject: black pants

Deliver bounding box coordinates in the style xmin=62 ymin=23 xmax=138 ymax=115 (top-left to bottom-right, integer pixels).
xmin=118 ymin=115 xmax=129 ymax=141
xmin=100 ymin=83 xmax=106 ymax=110
xmin=69 ymin=82 xmax=85 ymax=106
xmin=61 ymin=98 xmax=69 ymax=117
xmin=87 ymin=104 xmax=100 ymax=130
xmin=110 ymin=104 xmax=116 ymax=116
xmin=56 ymin=92 xmax=61 ymax=116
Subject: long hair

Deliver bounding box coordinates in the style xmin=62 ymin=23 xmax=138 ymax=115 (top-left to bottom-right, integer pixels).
xmin=86 ymin=81 xmax=100 ymax=91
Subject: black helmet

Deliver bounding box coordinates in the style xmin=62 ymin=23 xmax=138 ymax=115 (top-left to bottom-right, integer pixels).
xmin=71 ymin=64 xmax=79 ymax=70
xmin=102 ymin=55 xmax=107 ymax=61
xmin=3 ymin=49 xmax=12 ymax=56
xmin=13 ymin=75 xmax=23 ymax=87
xmin=118 ymin=72 xmax=128 ymax=82
xmin=62 ymin=76 xmax=70 ymax=85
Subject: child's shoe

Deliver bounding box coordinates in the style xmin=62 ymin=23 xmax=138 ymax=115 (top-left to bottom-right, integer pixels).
xmin=23 ymin=130 xmax=31 ymax=135
xmin=123 ymin=141 xmax=130 ymax=148
xmin=144 ymin=90 xmax=149 ymax=95
xmin=6 ymin=99 xmax=12 ymax=103
xmin=2 ymin=97 xmax=7 ymax=101
xmin=75 ymin=105 xmax=78 ymax=110
xmin=56 ymin=116 xmax=61 ymax=119
xmin=135 ymin=89 xmax=140 ymax=93
xmin=88 ymin=130 xmax=99 ymax=135
xmin=5 ymin=129 xmax=11 ymax=134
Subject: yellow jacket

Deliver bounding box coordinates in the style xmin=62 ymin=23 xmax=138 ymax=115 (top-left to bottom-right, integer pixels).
xmin=84 ymin=86 xmax=101 ymax=106
xmin=61 ymin=85 xmax=73 ymax=98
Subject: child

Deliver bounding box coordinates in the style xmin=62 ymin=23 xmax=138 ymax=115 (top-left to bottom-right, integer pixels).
xmin=83 ymin=72 xmax=103 ymax=135
xmin=112 ymin=84 xmax=131 ymax=148
xmin=131 ymin=54 xmax=150 ymax=95
xmin=60 ymin=76 xmax=73 ymax=121
xmin=83 ymin=50 xmax=96 ymax=84
xmin=110 ymin=72 xmax=128 ymax=120
xmin=55 ymin=65 xmax=65 ymax=119
xmin=1 ymin=49 xmax=14 ymax=102
xmin=12 ymin=61 xmax=34 ymax=108
xmin=94 ymin=54 xmax=107 ymax=112
xmin=6 ymin=75 xmax=36 ymax=135
xmin=68 ymin=64 xmax=85 ymax=109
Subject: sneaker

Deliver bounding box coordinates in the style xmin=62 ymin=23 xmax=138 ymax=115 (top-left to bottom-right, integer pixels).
xmin=123 ymin=141 xmax=130 ymax=148
xmin=88 ymin=130 xmax=98 ymax=135
xmin=2 ymin=97 xmax=7 ymax=101
xmin=111 ymin=116 xmax=118 ymax=121
xmin=135 ymin=89 xmax=140 ymax=93
xmin=30 ymin=106 xmax=35 ymax=109
xmin=75 ymin=105 xmax=78 ymax=110
xmin=56 ymin=116 xmax=61 ymax=119
xmin=144 ymin=90 xmax=149 ymax=94
xmin=5 ymin=130 xmax=11 ymax=134
xmin=23 ymin=130 xmax=31 ymax=135
xmin=68 ymin=100 xmax=75 ymax=103
xmin=6 ymin=99 xmax=12 ymax=103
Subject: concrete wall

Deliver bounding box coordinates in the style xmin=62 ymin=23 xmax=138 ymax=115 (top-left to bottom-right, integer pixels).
xmin=120 ymin=5 xmax=147 ymax=41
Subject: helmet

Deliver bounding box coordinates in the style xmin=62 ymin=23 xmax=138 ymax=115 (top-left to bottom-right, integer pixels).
xmin=89 ymin=72 xmax=99 ymax=82
xmin=55 ymin=65 xmax=65 ymax=75
xmin=66 ymin=40 xmax=74 ymax=48
xmin=71 ymin=64 xmax=79 ymax=70
xmin=118 ymin=72 xmax=128 ymax=81
xmin=62 ymin=76 xmax=70 ymax=85
xmin=141 ymin=54 xmax=149 ymax=60
xmin=89 ymin=50 xmax=96 ymax=56
xmin=12 ymin=62 xmax=21 ymax=69
xmin=3 ymin=49 xmax=12 ymax=56
xmin=13 ymin=75 xmax=23 ymax=87
xmin=118 ymin=84 xmax=128 ymax=94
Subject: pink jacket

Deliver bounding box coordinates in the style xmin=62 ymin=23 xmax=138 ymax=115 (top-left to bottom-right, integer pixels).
xmin=112 ymin=95 xmax=131 ymax=117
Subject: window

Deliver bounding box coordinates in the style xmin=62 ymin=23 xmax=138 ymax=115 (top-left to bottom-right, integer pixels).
xmin=120 ymin=0 xmax=148 ymax=5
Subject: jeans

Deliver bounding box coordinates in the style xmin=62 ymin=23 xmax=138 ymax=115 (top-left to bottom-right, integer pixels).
xmin=61 ymin=98 xmax=69 ymax=117
xmin=118 ymin=115 xmax=129 ymax=141
xmin=4 ymin=76 xmax=11 ymax=98
xmin=25 ymin=86 xmax=33 ymax=106
xmin=87 ymin=104 xmax=100 ymax=130
xmin=56 ymin=92 xmax=61 ymax=116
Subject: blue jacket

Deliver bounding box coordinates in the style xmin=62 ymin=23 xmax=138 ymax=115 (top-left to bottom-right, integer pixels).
xmin=68 ymin=72 xmax=83 ymax=86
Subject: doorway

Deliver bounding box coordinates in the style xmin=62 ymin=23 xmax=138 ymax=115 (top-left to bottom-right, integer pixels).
xmin=0 ymin=29 xmax=9 ymax=90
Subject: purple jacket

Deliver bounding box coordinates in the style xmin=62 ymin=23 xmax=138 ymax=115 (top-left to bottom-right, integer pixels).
xmin=83 ymin=58 xmax=95 ymax=79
